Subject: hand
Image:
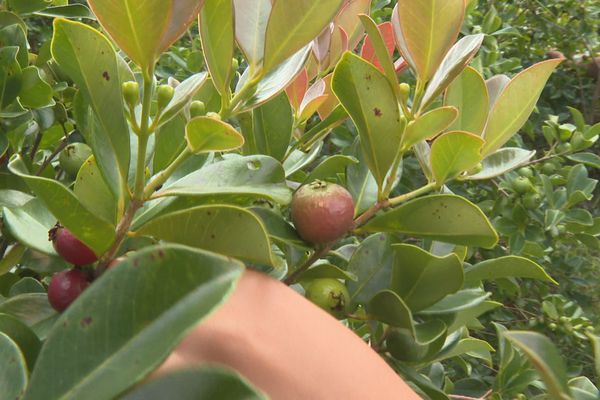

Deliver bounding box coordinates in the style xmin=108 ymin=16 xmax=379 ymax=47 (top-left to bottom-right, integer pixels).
xmin=156 ymin=269 xmax=421 ymax=400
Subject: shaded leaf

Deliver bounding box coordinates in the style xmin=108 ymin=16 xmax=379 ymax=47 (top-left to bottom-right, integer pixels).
xmin=430 ymin=131 xmax=484 ymax=184
xmin=465 ymin=256 xmax=557 ymax=285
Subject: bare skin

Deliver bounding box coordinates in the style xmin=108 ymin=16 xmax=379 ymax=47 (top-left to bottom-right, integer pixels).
xmin=157 ymin=269 xmax=421 ymax=400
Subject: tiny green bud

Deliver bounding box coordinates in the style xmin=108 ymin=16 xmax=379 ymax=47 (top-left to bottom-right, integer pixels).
xmin=189 ymin=101 xmax=206 ymax=118
xmin=231 ymin=58 xmax=239 ymax=71
xmin=157 ymin=85 xmax=175 ymax=111
xmin=122 ymin=81 xmax=140 ymax=106
xmin=398 ymin=83 xmax=410 ymax=103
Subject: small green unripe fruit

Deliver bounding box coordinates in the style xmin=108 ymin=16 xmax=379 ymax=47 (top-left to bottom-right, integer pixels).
xmin=522 ymin=192 xmax=541 ymax=209
xmin=231 ymin=58 xmax=239 ymax=71
xmin=512 ymin=176 xmax=533 ymax=194
xmin=291 ymin=181 xmax=355 ymax=245
xmin=156 ymin=85 xmax=175 ymax=110
xmin=305 ymin=278 xmax=350 ymax=319
xmin=398 ymin=83 xmax=410 ymax=103
xmin=541 ymin=162 xmax=557 ymax=175
xmin=122 ymin=81 xmax=140 ymax=106
xmin=518 ymin=167 xmax=534 ymax=178
xmin=556 ymin=142 xmax=572 ymax=154
xmin=59 ymin=143 xmax=93 ymax=177
xmin=548 ymin=322 xmax=557 ymax=331
xmin=558 ymin=127 xmax=573 ymax=142
xmin=189 ymin=100 xmax=206 ymax=118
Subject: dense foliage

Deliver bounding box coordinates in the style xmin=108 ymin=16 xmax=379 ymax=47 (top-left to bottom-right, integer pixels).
xmin=0 ymin=0 xmax=599 ymax=399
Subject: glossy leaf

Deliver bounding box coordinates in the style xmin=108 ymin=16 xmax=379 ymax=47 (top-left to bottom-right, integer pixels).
xmin=403 ymin=107 xmax=458 ymax=150
xmin=503 ymin=331 xmax=572 ymax=400
xmin=359 ymin=16 xmax=397 ymax=87
xmin=8 ymin=156 xmax=116 ymax=255
xmin=154 ymin=114 xmax=187 ymax=172
xmin=465 ymin=256 xmax=557 ymax=285
xmin=332 ymin=52 xmax=402 ymax=188
xmin=486 ymin=74 xmax=510 ymax=109
xmin=285 ymin=69 xmax=308 ymax=111
xmin=444 ymin=66 xmax=489 ymax=135
xmin=18 ymin=66 xmax=54 ymax=109
xmin=334 ymin=0 xmax=371 ymax=50
xmin=369 ymin=290 xmax=413 ymax=329
xmin=304 ymin=155 xmax=358 ymax=183
xmin=421 ymin=34 xmax=484 ymax=109
xmin=434 ymin=338 xmax=494 ymax=364
xmin=122 ymin=366 xmax=266 ymax=400
xmin=34 ymin=4 xmax=95 ymax=19
xmin=186 ymin=117 xmax=244 ymax=154
xmin=250 ymin=207 xmax=306 ymax=249
xmin=74 ymin=156 xmax=117 ymax=224
xmin=392 ymin=0 xmax=465 ymax=81
xmin=0 ymin=293 xmax=56 ymax=329
xmin=0 ymin=313 xmax=41 ymax=370
xmin=251 ymin=92 xmax=293 ymax=161
xmin=87 ymin=0 xmax=203 ymax=70
xmin=52 ymin=19 xmax=129 ymax=203
xmin=0 ymin=332 xmax=27 ymax=400
xmin=298 ymin=263 xmax=357 ymax=282
xmin=347 ymin=233 xmax=394 ymax=304
xmin=283 ymin=142 xmax=322 ymax=177
xmin=419 ymin=288 xmax=491 ymax=315
xmin=346 ymin=140 xmax=378 ymax=215
xmin=465 ymin=147 xmax=535 ymax=180
xmin=391 ymin=244 xmax=463 ymax=312
xmin=482 ymin=59 xmax=562 ymax=156
xmin=0 ymin=46 xmax=22 ymax=109
xmin=154 ymin=155 xmax=291 ymax=205
xmin=431 ymin=131 xmax=484 ymax=184
xmin=2 ymin=198 xmax=56 ymax=255
xmin=136 ymin=206 xmax=274 ymax=267
xmin=263 ymin=0 xmax=343 ymax=73
xmin=567 ymin=153 xmax=600 ymax=169
xmin=360 ymin=21 xmax=396 ymax=73
xmin=235 ymin=45 xmax=311 ymax=112
xmin=361 ymin=195 xmax=498 ymax=248
xmin=156 ymin=72 xmax=208 ymax=129
xmin=233 ymin=0 xmax=271 ymax=69
xmin=23 ymin=245 xmax=243 ymax=400
xmin=199 ymin=0 xmax=234 ymax=96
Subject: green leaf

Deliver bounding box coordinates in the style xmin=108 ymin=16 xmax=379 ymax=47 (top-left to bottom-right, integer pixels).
xmin=0 ymin=293 xmax=57 ymax=329
xmin=485 ymin=74 xmax=510 ymax=109
xmin=430 ymin=131 xmax=484 ymax=184
xmin=155 ymin=72 xmax=208 ymax=129
xmin=34 ymin=4 xmax=95 ymax=19
xmin=465 ymin=148 xmax=535 ymax=180
xmin=434 ymin=338 xmax=494 ymax=364
xmin=2 ymin=198 xmax=56 ymax=255
xmin=421 ymin=34 xmax=484 ymax=110
xmin=361 ymin=195 xmax=498 ymax=248
xmin=0 ymin=245 xmax=26 ymax=276
xmin=419 ymin=288 xmax=490 ymax=315
xmin=7 ymin=0 xmax=51 ymax=14
xmin=153 ymin=114 xmax=187 ymax=172
xmin=250 ymin=207 xmax=306 ymax=249
xmin=359 ymin=15 xmax=398 ymax=91
xmin=392 ymin=0 xmax=465 ymax=82
xmin=444 ymin=66 xmax=489 ymax=135
xmin=391 ymin=244 xmax=463 ymax=312
xmin=87 ymin=0 xmax=202 ymax=71
xmin=567 ymin=153 xmax=600 ymax=169
xmin=0 ymin=313 xmax=41 ymax=370
xmin=282 ymin=141 xmax=322 ymax=177
xmin=135 ymin=206 xmax=274 ymax=267
xmin=0 ymin=46 xmax=22 ymax=109
xmin=0 ymin=332 xmax=27 ymax=400
xmin=233 ymin=0 xmax=271 ymax=69
xmin=369 ymin=290 xmax=413 ymax=329
xmin=251 ymin=92 xmax=293 ymax=161
xmin=332 ymin=52 xmax=403 ymax=189
xmin=465 ymin=256 xmax=556 ymax=285
xmin=387 ymin=320 xmax=447 ymax=363
xmin=262 ymin=0 xmax=343 ymax=73
xmin=503 ymin=331 xmax=572 ymax=400
xmin=52 ymin=19 xmax=129 ymax=204
xmin=346 ymin=139 xmax=378 ymax=215
xmin=482 ymin=59 xmax=562 ymax=156
xmin=73 ymin=156 xmax=117 ymax=224
xmin=235 ymin=45 xmax=311 ymax=112
xmin=122 ymin=366 xmax=266 ymax=400
xmin=402 ymin=107 xmax=458 ymax=150
xmin=23 ymin=245 xmax=243 ymax=400
xmin=186 ymin=117 xmax=244 ymax=154
xmin=154 ymin=155 xmax=291 ymax=205
xmin=569 ymin=377 xmax=599 ymax=400
xmin=199 ymin=0 xmax=234 ymax=96
xmin=304 ymin=155 xmax=358 ymax=183
xmin=8 ymin=155 xmax=116 ymax=255
xmin=347 ymin=233 xmax=395 ymax=304
xmin=298 ymin=263 xmax=357 ymax=283
xmin=18 ymin=66 xmax=54 ymax=109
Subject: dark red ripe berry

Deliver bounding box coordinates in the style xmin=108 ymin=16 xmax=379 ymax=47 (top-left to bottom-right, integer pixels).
xmin=291 ymin=181 xmax=355 ymax=245
xmin=49 ymin=224 xmax=98 ymax=265
xmin=47 ymin=269 xmax=90 ymax=312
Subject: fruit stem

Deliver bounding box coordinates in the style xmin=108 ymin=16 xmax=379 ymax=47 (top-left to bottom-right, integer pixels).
xmin=221 ymin=75 xmax=261 ymax=119
xmin=144 ymin=147 xmax=192 ymax=198
xmin=283 ymin=245 xmax=332 ymax=285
